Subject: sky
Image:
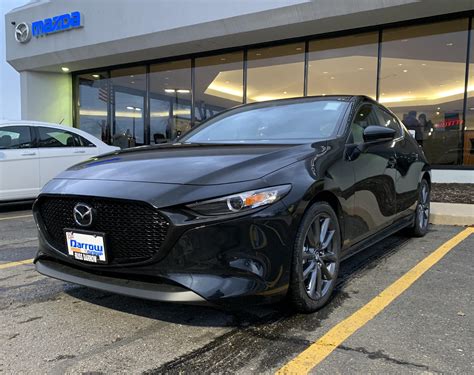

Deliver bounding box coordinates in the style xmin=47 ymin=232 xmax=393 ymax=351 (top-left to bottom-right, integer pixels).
xmin=0 ymin=0 xmax=28 ymax=120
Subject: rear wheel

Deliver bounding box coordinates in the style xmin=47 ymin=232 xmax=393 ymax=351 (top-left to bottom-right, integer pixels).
xmin=408 ymin=178 xmax=430 ymax=237
xmin=288 ymin=202 xmax=341 ymax=313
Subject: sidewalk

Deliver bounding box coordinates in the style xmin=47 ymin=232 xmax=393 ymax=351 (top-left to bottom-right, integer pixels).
xmin=430 ymin=202 xmax=474 ymax=226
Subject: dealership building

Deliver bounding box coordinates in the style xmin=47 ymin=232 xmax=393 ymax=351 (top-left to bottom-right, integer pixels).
xmin=4 ymin=0 xmax=474 ymax=182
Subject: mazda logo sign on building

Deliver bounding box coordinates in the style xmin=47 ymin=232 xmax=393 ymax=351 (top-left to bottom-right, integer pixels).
xmin=14 ymin=22 xmax=31 ymax=43
xmin=13 ymin=11 xmax=83 ymax=44
xmin=73 ymin=203 xmax=94 ymax=227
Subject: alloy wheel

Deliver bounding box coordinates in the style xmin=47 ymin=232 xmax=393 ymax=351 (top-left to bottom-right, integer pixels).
xmin=302 ymin=214 xmax=337 ymax=300
xmin=418 ymin=183 xmax=430 ymax=230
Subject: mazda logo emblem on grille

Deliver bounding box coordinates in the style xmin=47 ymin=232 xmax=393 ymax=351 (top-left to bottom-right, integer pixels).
xmin=73 ymin=203 xmax=94 ymax=227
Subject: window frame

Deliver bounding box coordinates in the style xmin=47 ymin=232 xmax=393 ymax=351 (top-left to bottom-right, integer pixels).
xmin=346 ymin=102 xmax=380 ymax=145
xmin=346 ymin=102 xmax=405 ymax=145
xmin=0 ymin=125 xmax=35 ymax=150
xmin=373 ymin=105 xmax=404 ymax=139
xmin=35 ymin=126 xmax=96 ymax=149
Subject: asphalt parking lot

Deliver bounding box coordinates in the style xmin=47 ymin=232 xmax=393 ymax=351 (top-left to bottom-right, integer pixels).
xmin=1 ymin=205 xmax=473 ymax=374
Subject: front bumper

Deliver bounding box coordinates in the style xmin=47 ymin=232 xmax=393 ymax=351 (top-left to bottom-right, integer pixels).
xmin=36 ymin=258 xmax=206 ymax=303
xmin=34 ymin=195 xmax=297 ymax=305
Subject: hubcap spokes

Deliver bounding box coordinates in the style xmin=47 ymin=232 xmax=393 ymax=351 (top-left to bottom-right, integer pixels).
xmin=302 ymin=215 xmax=337 ymax=300
xmin=418 ymin=184 xmax=430 ymax=229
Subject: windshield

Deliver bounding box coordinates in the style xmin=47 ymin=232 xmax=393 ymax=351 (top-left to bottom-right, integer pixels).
xmin=181 ymin=99 xmax=349 ymax=144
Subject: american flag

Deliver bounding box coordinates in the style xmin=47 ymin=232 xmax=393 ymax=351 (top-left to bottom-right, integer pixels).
xmin=98 ymin=84 xmax=114 ymax=104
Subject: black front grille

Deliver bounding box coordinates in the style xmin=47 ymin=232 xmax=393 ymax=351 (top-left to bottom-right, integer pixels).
xmin=37 ymin=196 xmax=170 ymax=264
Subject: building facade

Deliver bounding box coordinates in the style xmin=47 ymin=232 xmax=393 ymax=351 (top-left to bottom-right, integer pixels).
xmin=5 ymin=0 xmax=474 ymax=181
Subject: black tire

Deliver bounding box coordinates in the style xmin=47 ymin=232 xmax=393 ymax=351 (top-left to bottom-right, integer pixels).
xmin=288 ymin=202 xmax=341 ymax=313
xmin=407 ymin=178 xmax=430 ymax=237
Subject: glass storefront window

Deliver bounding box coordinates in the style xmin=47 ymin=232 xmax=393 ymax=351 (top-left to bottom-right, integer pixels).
xmin=247 ymin=43 xmax=304 ymax=102
xmin=308 ymin=33 xmax=378 ymax=98
xmin=465 ymin=23 xmax=474 ymax=166
xmin=110 ymin=66 xmax=146 ymax=147
xmin=77 ymin=71 xmax=109 ymax=142
xmin=380 ymin=19 xmax=469 ymax=165
xmin=150 ymin=60 xmax=191 ymax=143
xmin=194 ymin=52 xmax=243 ymax=123
xmin=73 ymin=17 xmax=474 ymax=167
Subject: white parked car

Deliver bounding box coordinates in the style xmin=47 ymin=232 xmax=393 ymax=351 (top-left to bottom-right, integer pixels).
xmin=0 ymin=121 xmax=119 ymax=202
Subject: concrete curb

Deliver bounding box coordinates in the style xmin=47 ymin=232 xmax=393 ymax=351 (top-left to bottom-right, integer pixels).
xmin=430 ymin=202 xmax=474 ymax=226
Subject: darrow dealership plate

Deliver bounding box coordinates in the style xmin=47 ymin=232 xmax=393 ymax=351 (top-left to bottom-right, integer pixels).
xmin=65 ymin=230 xmax=107 ymax=264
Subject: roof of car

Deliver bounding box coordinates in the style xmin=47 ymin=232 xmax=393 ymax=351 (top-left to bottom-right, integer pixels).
xmin=0 ymin=120 xmax=117 ymax=148
xmin=230 ymin=95 xmax=376 ymax=109
xmin=304 ymin=95 xmax=376 ymax=103
xmin=0 ymin=120 xmax=69 ymax=128
xmin=260 ymin=95 xmax=358 ymax=102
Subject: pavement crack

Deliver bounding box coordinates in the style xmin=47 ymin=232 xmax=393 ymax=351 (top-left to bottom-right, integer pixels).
xmin=47 ymin=354 xmax=76 ymax=362
xmin=0 ymin=279 xmax=49 ymax=292
xmin=338 ymin=345 xmax=434 ymax=371
xmin=49 ymin=322 xmax=171 ymax=375
xmin=18 ymin=316 xmax=42 ymax=324
xmin=0 ymin=275 xmax=17 ymax=282
xmin=0 ymin=237 xmax=38 ymax=247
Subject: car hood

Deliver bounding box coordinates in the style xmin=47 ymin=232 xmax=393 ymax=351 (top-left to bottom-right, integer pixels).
xmin=56 ymin=143 xmax=321 ymax=185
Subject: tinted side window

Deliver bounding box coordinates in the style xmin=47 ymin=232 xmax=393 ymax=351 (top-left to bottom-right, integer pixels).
xmin=37 ymin=127 xmax=94 ymax=148
xmin=375 ymin=107 xmax=402 ymax=137
xmin=75 ymin=134 xmax=96 ymax=147
xmin=0 ymin=126 xmax=33 ymax=149
xmin=349 ymin=104 xmax=379 ymax=144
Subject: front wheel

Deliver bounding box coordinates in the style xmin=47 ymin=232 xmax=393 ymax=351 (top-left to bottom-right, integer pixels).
xmin=288 ymin=202 xmax=341 ymax=313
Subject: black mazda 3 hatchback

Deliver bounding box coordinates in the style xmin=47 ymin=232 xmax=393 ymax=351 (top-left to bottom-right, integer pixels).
xmin=33 ymin=95 xmax=431 ymax=312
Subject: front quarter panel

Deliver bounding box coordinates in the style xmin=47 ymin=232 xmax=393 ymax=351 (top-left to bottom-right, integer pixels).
xmin=264 ymin=138 xmax=356 ymax=250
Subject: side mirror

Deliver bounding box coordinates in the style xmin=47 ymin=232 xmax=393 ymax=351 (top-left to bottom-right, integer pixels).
xmin=172 ymin=130 xmax=182 ymax=142
xmin=363 ymin=125 xmax=396 ymax=143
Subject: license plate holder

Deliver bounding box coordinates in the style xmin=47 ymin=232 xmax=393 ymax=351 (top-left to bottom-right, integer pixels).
xmin=64 ymin=229 xmax=107 ymax=264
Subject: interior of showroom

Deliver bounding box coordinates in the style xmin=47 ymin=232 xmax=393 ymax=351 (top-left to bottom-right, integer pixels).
xmin=76 ymin=17 xmax=474 ymax=170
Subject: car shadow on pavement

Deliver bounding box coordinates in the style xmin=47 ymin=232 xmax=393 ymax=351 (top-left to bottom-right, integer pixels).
xmin=64 ymin=232 xmax=414 ymax=328
xmin=0 ymin=201 xmax=33 ymax=213
xmin=65 ymin=281 xmax=286 ymax=328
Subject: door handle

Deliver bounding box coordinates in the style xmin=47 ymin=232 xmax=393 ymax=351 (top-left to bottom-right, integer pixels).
xmin=21 ymin=152 xmax=36 ymax=156
xmin=73 ymin=150 xmax=86 ymax=154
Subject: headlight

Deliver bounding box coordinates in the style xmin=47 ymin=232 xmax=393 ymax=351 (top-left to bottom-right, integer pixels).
xmin=187 ymin=185 xmax=291 ymax=216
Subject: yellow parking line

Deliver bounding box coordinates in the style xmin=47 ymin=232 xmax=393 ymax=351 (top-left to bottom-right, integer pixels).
xmin=277 ymin=227 xmax=474 ymax=375
xmin=0 ymin=258 xmax=34 ymax=270
xmin=0 ymin=214 xmax=33 ymax=221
